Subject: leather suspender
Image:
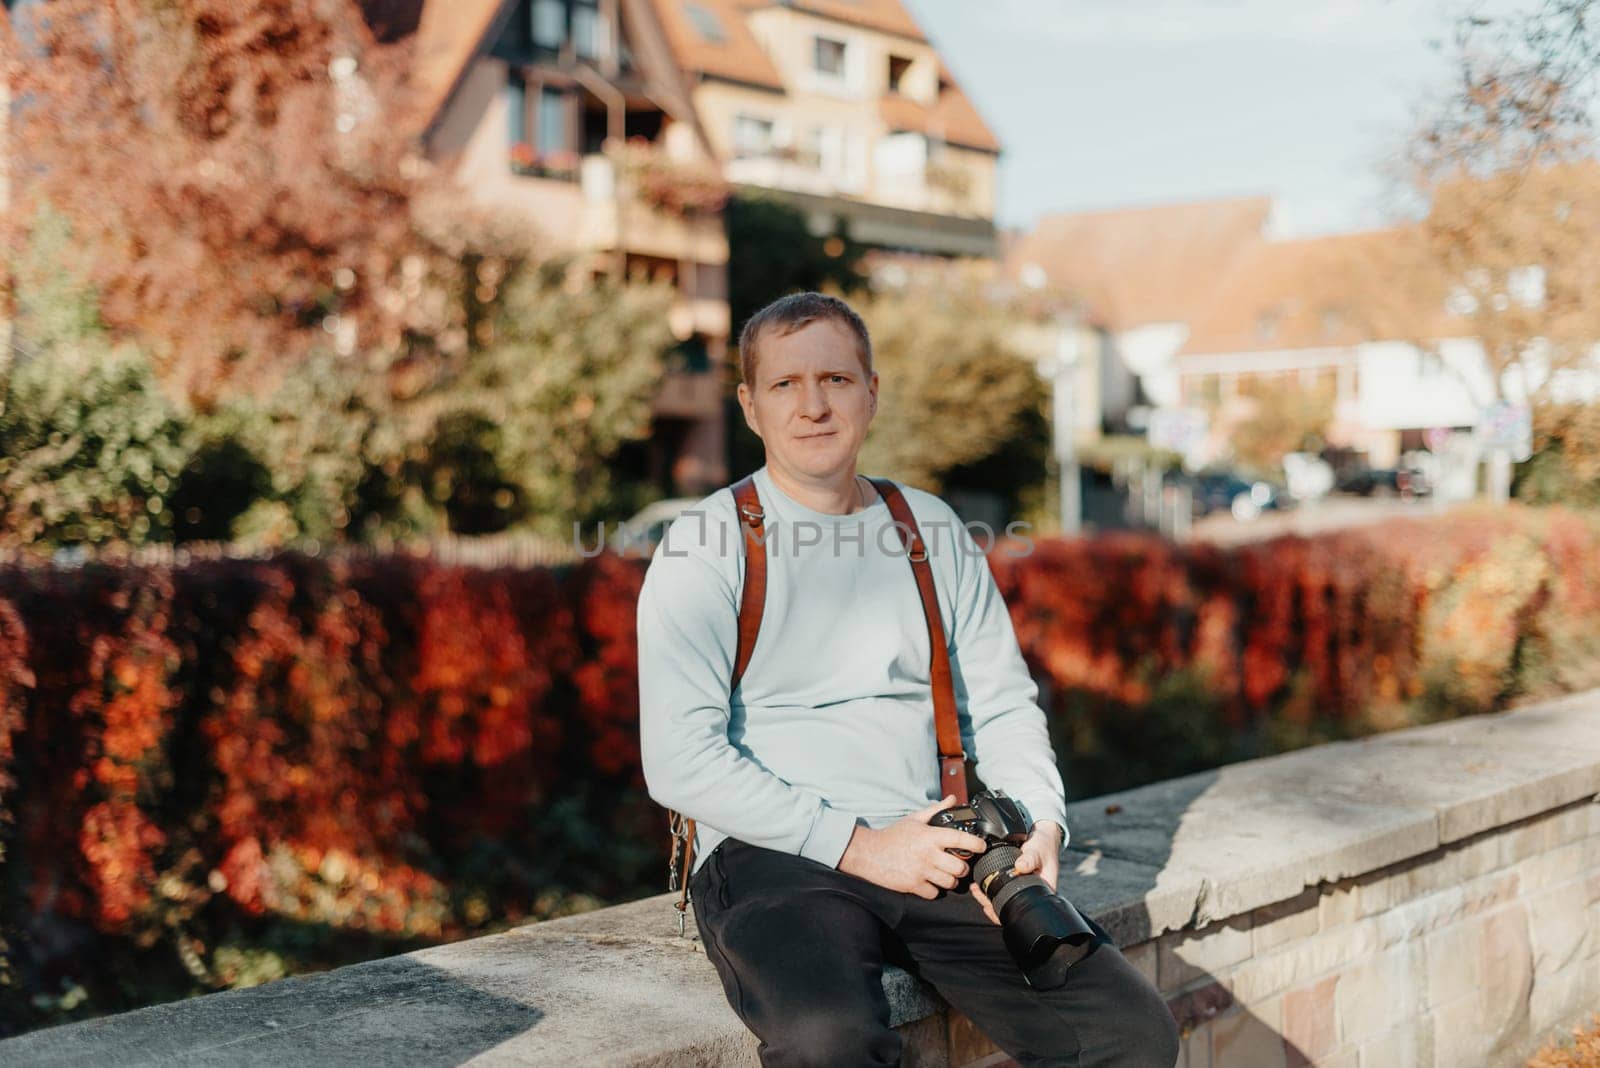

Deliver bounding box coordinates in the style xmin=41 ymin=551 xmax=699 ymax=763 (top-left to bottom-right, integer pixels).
xmin=667 ymin=472 xmax=967 ymax=933
xmin=868 ymin=476 xmax=969 ymax=806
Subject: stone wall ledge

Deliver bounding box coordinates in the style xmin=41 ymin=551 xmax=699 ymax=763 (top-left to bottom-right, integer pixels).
xmin=6 ymin=689 xmax=1600 ymax=1066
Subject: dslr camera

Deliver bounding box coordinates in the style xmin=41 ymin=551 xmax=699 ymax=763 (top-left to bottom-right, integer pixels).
xmin=929 ymin=790 xmax=1100 ymax=989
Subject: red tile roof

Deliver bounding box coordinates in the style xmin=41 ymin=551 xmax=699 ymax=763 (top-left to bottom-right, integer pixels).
xmin=648 ymin=0 xmax=784 ymax=89
xmin=1005 ymin=195 xmax=1275 ymax=330
xmin=782 ymin=0 xmax=927 ymax=41
xmin=879 ymin=61 xmax=999 ymax=153
xmin=1177 ymin=227 xmax=1459 ymax=355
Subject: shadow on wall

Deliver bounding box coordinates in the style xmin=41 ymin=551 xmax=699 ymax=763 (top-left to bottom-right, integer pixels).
xmin=1056 ymin=768 xmax=1312 ymax=1066
xmin=0 ymin=955 xmax=544 ymax=1067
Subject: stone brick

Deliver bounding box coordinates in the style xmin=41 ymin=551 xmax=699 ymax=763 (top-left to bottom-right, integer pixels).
xmin=1159 ymin=917 xmax=1252 ymax=991
xmin=1428 ymin=905 xmax=1534 ymax=1063
xmin=1544 ymin=801 xmax=1597 ymax=849
xmin=1527 ymin=881 xmax=1592 ymax=975
xmin=1451 ymin=832 xmax=1508 ymax=885
xmin=1167 ymin=981 xmax=1234 ymax=1038
xmin=1279 ymin=973 xmax=1339 ymax=1064
xmin=1179 ymin=1025 xmax=1212 ymax=1068
xmin=1499 ymin=817 xmax=1561 ymax=868
xmin=1375 ymin=887 xmax=1462 ymax=950
xmin=1210 ymin=996 xmax=1286 ymax=1068
xmin=1423 ymin=918 xmax=1480 ymax=1009
xmin=1528 ymin=958 xmax=1598 ymax=1039
xmin=1250 ymin=888 xmax=1320 ymax=955
xmin=1356 ymin=1022 xmax=1425 ymax=1068
xmin=1227 ymin=921 xmax=1376 ymax=1005
xmin=1318 ymin=880 xmax=1359 ymax=931
xmin=1334 ymin=942 xmax=1422 ymax=1047
xmin=1353 ymin=869 xmax=1405 ymax=919
xmin=1520 ymin=839 xmax=1595 ymax=893
xmin=1430 ymin=994 xmax=1495 ymax=1068
xmin=1315 ymin=1050 xmax=1359 ymax=1068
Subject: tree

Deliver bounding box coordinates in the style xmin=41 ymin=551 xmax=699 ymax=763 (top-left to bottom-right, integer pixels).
xmin=852 ymin=286 xmax=1046 ymax=494
xmin=1372 ymin=0 xmax=1600 ymax=496
xmin=3 ymin=0 xmax=442 ymax=404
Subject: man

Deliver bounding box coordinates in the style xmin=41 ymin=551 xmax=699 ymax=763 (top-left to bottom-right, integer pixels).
xmin=637 ymin=292 xmax=1179 ymax=1067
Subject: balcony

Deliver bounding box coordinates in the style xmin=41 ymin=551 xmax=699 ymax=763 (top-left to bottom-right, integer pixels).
xmin=575 ymin=147 xmax=729 ymax=265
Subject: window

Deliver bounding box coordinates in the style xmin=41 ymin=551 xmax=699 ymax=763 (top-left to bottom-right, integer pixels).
xmin=813 ymin=35 xmax=847 ymax=77
xmin=531 ymin=0 xmax=564 ymax=49
xmin=572 ymin=0 xmax=600 ymax=59
xmin=887 ymin=54 xmax=911 ymax=93
xmin=537 ymin=86 xmax=567 ymax=154
xmin=1507 ymin=265 xmax=1546 ymax=309
xmin=685 ymin=2 xmax=726 ymax=43
xmin=506 ymin=73 xmax=528 ymax=146
xmin=733 ymin=114 xmax=774 ymax=158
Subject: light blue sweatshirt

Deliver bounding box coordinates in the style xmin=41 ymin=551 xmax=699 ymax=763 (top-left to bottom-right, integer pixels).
xmin=636 ymin=464 xmax=1069 ymax=875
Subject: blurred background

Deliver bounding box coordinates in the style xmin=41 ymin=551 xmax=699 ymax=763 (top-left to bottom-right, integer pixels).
xmin=1 ymin=0 xmax=1598 ymax=1041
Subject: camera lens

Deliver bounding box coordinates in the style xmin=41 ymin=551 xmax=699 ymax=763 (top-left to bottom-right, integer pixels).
xmin=971 ymin=843 xmax=1099 ymax=989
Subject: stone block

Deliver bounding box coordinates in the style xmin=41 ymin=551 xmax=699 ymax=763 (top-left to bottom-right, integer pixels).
xmin=1528 ymin=958 xmax=1599 ymax=1040
xmin=1279 ymin=973 xmax=1339 ymax=1064
xmin=1209 ymin=995 xmax=1286 ymax=1068
xmin=1527 ymin=881 xmax=1592 ymax=975
xmin=1427 ymin=904 xmax=1534 ymax=1064
xmin=1180 ymin=1024 xmax=1213 ymax=1068
xmin=1159 ymin=916 xmax=1253 ymax=991
xmin=1423 ymin=916 xmax=1481 ymax=1009
xmin=1251 ymin=888 xmax=1321 ymax=955
xmin=1334 ymin=941 xmax=1422 ymax=1047
xmin=1318 ymin=880 xmax=1359 ymax=931
xmin=1167 ymin=981 xmax=1234 ymax=1038
xmin=1226 ymin=920 xmax=1376 ymax=1005
xmin=1519 ymin=838 xmax=1596 ymax=894
xmin=1356 ymin=1022 xmax=1425 ymax=1068
xmin=1430 ymin=993 xmax=1496 ymax=1068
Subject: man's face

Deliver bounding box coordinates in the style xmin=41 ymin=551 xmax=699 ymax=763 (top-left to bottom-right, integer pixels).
xmin=736 ymin=317 xmax=879 ymax=481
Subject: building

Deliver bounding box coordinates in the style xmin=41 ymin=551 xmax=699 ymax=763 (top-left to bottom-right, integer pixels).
xmin=386 ymin=0 xmax=733 ymax=494
xmin=1007 ymin=187 xmax=1600 ymax=478
xmin=648 ymin=0 xmax=1001 ymax=263
xmin=1004 ymin=195 xmax=1284 ymax=437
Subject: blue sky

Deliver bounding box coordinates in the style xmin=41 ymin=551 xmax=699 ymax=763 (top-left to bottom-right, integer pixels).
xmin=905 ymin=0 xmax=1541 ymax=237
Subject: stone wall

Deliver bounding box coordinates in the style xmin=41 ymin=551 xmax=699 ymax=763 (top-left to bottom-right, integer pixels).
xmin=6 ymin=691 xmax=1600 ymax=1067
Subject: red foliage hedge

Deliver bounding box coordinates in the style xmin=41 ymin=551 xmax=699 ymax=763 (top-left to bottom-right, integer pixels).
xmin=2 ymin=503 xmax=1598 ymax=1030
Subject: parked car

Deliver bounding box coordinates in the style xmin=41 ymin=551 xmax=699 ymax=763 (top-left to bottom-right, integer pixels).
xmin=614 ymin=497 xmax=699 ymax=557
xmin=1336 ymin=463 xmax=1431 ymax=498
xmin=1164 ymin=469 xmax=1288 ymax=522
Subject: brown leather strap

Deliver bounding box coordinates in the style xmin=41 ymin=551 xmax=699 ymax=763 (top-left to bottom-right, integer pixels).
xmin=868 ymin=477 xmax=968 ymax=805
xmin=671 ymin=473 xmax=767 ymax=927
xmin=729 ymin=473 xmax=768 ymax=694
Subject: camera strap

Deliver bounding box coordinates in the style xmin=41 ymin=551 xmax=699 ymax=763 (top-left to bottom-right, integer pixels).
xmin=666 ymin=472 xmax=968 ymax=935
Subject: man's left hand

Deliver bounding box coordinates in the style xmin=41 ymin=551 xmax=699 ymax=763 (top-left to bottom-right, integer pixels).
xmin=969 ymin=820 xmax=1064 ymax=926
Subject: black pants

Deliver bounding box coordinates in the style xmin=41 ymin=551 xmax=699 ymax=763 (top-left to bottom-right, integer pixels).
xmin=690 ymin=839 xmax=1181 ymax=1068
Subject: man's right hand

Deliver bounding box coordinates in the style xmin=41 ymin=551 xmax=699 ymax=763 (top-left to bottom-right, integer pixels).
xmin=837 ymin=795 xmax=989 ymax=899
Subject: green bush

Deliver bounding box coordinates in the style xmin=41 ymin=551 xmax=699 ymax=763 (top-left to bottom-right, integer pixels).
xmin=0 ymin=343 xmax=193 ymax=548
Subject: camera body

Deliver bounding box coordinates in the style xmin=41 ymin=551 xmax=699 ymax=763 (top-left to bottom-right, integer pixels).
xmin=928 ymin=790 xmax=1032 ymax=869
xmin=929 ymin=789 xmax=1100 ymax=989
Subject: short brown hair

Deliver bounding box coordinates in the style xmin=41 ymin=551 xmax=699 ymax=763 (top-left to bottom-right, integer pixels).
xmin=737 ymin=291 xmax=873 ymax=386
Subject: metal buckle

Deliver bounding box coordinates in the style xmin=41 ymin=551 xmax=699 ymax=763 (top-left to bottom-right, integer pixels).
xmin=739 ymin=503 xmax=765 ymax=524
xmin=668 ymin=811 xmax=688 ymax=893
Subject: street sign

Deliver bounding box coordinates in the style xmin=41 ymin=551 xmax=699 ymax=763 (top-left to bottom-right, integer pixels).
xmin=1147 ymin=407 xmax=1208 ymax=457
xmin=1474 ymin=400 xmax=1532 ymax=463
